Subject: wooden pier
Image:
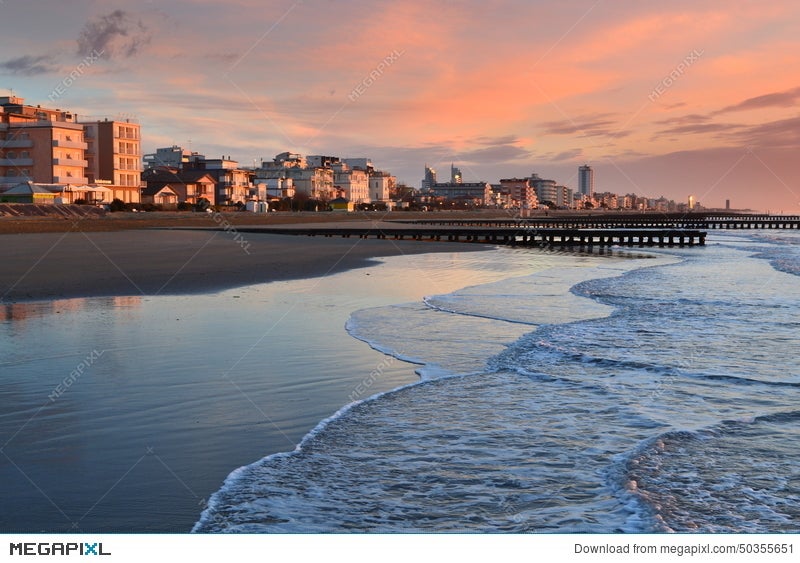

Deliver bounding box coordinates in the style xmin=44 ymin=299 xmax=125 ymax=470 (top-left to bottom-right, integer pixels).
xmin=399 ymin=213 xmax=800 ymax=230
xmin=235 ymin=225 xmax=707 ymax=248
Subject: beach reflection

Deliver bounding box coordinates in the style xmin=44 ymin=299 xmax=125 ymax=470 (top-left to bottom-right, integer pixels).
xmin=2 ymin=296 xmax=142 ymax=325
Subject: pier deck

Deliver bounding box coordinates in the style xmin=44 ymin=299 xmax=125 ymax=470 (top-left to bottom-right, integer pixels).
xmin=234 ymin=224 xmax=707 ymax=248
xmin=398 ymin=213 xmax=800 ymax=230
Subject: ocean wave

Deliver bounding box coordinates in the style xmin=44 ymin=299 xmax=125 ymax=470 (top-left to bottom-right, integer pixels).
xmin=193 ymin=370 xmax=664 ymax=533
xmin=620 ymin=413 xmax=800 ymax=533
xmin=195 ymin=232 xmax=800 ymax=534
xmin=422 ymin=295 xmax=538 ymax=326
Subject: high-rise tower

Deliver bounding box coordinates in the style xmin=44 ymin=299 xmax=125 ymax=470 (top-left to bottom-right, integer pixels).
xmin=450 ymin=164 xmax=463 ymax=184
xmin=422 ymin=164 xmax=437 ymax=190
xmin=578 ymin=164 xmax=594 ymax=197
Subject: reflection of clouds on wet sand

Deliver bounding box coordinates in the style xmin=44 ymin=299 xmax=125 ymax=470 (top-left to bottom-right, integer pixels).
xmin=2 ymin=296 xmax=142 ymax=325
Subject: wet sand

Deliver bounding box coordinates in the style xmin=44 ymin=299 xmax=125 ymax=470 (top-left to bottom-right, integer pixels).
xmin=0 ymin=229 xmax=484 ymax=302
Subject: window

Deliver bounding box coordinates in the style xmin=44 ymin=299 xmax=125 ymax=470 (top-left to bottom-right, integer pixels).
xmin=21 ymin=151 xmax=29 ymax=158
xmin=6 ymin=151 xmax=15 ymax=159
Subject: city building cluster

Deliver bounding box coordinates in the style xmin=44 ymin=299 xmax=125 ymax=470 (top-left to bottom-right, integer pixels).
xmin=0 ymin=95 xmax=399 ymax=211
xmin=1 ymin=93 xmax=699 ymax=212
xmin=419 ymin=163 xmax=700 ymax=212
xmin=143 ymin=148 xmax=400 ymax=210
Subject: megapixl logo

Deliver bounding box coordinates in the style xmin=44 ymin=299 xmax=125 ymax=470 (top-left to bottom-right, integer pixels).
xmin=9 ymin=542 xmax=111 ymax=556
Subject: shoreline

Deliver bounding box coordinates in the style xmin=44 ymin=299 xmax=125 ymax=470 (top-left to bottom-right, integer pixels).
xmin=1 ymin=245 xmax=534 ymax=533
xmin=0 ymin=229 xmax=488 ymax=303
xmin=194 ymin=247 xmax=665 ymax=532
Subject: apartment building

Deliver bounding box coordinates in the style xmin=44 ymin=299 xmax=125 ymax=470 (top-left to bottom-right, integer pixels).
xmin=429 ymin=181 xmax=492 ymax=206
xmin=82 ymin=119 xmax=142 ymax=203
xmin=284 ymin=166 xmax=334 ymax=200
xmin=184 ymin=155 xmax=253 ymax=205
xmin=499 ymin=178 xmax=538 ymax=209
xmin=334 ymin=166 xmax=370 ymax=203
xmin=369 ymin=171 xmax=394 ymax=202
xmin=257 ymin=151 xmax=396 ymax=203
xmin=0 ymin=96 xmax=88 ymax=189
xmin=143 ymin=145 xmax=202 ymax=169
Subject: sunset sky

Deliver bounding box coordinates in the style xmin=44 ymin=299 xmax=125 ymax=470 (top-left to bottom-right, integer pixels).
xmin=1 ymin=0 xmax=799 ymax=211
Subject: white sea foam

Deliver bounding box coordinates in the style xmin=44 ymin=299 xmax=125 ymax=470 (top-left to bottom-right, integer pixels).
xmin=195 ymin=232 xmax=800 ymax=533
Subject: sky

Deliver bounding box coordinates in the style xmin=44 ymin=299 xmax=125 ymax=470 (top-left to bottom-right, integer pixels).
xmin=1 ymin=0 xmax=799 ymax=212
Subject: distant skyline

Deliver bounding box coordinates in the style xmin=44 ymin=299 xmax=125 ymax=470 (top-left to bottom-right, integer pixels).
xmin=2 ymin=1 xmax=799 ymax=212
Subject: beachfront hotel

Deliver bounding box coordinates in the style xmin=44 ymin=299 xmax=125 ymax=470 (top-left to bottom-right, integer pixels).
xmin=0 ymin=95 xmax=89 ymax=189
xmin=0 ymin=95 xmax=142 ymax=204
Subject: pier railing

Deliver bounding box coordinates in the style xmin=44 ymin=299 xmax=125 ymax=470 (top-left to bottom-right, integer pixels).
xmin=235 ymin=225 xmax=707 ymax=248
xmin=395 ymin=213 xmax=800 ymax=230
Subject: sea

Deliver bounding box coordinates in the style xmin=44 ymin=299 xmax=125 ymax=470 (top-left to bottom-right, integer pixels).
xmin=194 ymin=229 xmax=800 ymax=533
xmin=2 ymin=229 xmax=798 ymax=533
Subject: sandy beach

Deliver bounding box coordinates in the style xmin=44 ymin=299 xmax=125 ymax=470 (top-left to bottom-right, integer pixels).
xmin=0 ymin=209 xmax=510 ymax=234
xmin=0 ymin=227 xmax=484 ymax=302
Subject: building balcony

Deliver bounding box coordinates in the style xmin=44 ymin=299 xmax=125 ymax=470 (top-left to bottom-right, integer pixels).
xmin=0 ymin=139 xmax=33 ymax=148
xmin=52 ymin=139 xmax=89 ymax=150
xmin=0 ymin=158 xmax=34 ymax=166
xmin=52 ymin=175 xmax=89 ymax=184
xmin=53 ymin=158 xmax=88 ymax=167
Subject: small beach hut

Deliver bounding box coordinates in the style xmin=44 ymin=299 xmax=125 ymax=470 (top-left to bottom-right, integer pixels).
xmin=0 ymin=182 xmax=59 ymax=204
xmin=329 ymin=197 xmax=354 ymax=212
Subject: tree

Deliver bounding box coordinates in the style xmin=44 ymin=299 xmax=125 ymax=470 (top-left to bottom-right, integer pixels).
xmin=109 ymin=198 xmax=126 ymax=212
xmin=390 ymin=183 xmax=416 ymax=200
xmin=291 ymin=192 xmax=310 ymax=211
xmin=195 ymin=198 xmax=211 ymax=212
